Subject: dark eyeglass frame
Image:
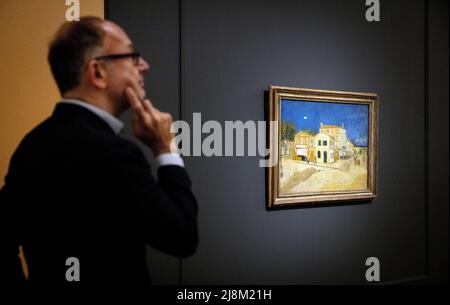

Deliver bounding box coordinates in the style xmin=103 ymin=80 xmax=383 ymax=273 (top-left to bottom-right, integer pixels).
xmin=94 ymin=52 xmax=141 ymax=65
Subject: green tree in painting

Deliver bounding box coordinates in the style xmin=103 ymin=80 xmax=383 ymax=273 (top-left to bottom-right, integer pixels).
xmin=280 ymin=121 xmax=297 ymax=156
xmin=281 ymin=121 xmax=296 ymax=141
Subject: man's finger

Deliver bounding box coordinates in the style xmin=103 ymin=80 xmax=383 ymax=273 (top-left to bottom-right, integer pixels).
xmin=125 ymin=87 xmax=143 ymax=112
xmin=142 ymin=99 xmax=162 ymax=118
xmin=141 ymin=98 xmax=153 ymax=112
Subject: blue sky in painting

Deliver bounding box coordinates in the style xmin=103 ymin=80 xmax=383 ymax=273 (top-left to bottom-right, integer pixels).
xmin=281 ymin=99 xmax=369 ymax=147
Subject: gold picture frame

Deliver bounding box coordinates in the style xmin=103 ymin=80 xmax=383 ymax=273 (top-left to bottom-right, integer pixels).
xmin=268 ymin=86 xmax=379 ymax=207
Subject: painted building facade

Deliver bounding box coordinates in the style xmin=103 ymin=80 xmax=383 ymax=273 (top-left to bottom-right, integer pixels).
xmin=319 ymin=123 xmax=353 ymax=159
xmin=291 ymin=122 xmax=361 ymax=164
xmin=294 ymin=131 xmax=315 ymax=162
xmin=314 ymin=132 xmax=336 ymax=164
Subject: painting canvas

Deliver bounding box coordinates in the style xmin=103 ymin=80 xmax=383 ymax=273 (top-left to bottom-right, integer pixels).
xmin=268 ymin=86 xmax=378 ymax=207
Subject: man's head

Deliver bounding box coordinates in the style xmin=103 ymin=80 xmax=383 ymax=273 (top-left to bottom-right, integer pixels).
xmin=48 ymin=17 xmax=149 ymax=116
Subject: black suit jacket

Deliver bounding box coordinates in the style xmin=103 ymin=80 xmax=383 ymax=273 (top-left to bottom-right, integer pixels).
xmin=0 ymin=103 xmax=198 ymax=287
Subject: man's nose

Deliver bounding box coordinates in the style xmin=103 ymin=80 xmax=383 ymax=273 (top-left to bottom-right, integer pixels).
xmin=138 ymin=57 xmax=150 ymax=72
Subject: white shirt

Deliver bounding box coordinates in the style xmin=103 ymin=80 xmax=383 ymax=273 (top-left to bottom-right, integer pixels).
xmin=60 ymin=99 xmax=184 ymax=168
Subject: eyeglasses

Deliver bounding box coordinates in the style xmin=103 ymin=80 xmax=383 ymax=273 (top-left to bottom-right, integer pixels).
xmin=94 ymin=52 xmax=141 ymax=65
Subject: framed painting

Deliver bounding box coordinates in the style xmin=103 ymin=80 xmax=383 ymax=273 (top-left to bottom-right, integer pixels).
xmin=268 ymin=86 xmax=378 ymax=207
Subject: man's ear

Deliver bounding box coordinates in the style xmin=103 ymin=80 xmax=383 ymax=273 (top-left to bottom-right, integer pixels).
xmin=85 ymin=60 xmax=107 ymax=89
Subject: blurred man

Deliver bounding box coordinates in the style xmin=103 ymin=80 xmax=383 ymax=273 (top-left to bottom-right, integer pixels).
xmin=1 ymin=17 xmax=198 ymax=286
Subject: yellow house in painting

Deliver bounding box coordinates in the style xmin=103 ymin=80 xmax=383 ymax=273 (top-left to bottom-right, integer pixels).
xmin=314 ymin=132 xmax=336 ymax=164
xmin=294 ymin=131 xmax=315 ymax=162
xmin=291 ymin=122 xmax=358 ymax=164
xmin=319 ymin=123 xmax=353 ymax=159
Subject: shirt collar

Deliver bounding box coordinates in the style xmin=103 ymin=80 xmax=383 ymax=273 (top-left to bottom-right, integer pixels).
xmin=59 ymin=99 xmax=124 ymax=134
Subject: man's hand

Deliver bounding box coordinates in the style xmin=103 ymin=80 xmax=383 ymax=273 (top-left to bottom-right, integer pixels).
xmin=125 ymin=86 xmax=174 ymax=156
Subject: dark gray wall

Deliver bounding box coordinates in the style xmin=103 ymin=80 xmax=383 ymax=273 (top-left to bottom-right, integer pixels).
xmin=428 ymin=0 xmax=449 ymax=284
xmin=107 ymin=0 xmax=448 ymax=284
